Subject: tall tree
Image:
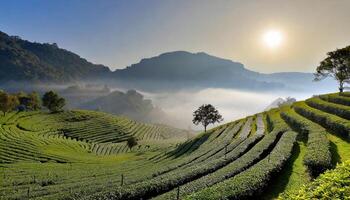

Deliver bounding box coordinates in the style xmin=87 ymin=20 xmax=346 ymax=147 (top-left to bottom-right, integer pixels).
xmin=314 ymin=45 xmax=350 ymax=92
xmin=192 ymin=104 xmax=223 ymax=132
xmin=0 ymin=91 xmax=19 ymax=116
xmin=42 ymin=91 xmax=65 ymax=113
xmin=126 ymin=137 xmax=138 ymax=151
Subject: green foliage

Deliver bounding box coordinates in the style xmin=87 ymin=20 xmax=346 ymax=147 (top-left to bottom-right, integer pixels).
xmin=127 ymin=137 xmax=138 ymax=150
xmin=314 ymin=45 xmax=350 ymax=92
xmin=42 ymin=91 xmax=66 ymax=113
xmin=0 ymin=91 xmax=19 ymax=115
xmin=186 ymin=131 xmax=298 ymax=200
xmin=282 ymin=160 xmax=350 ymax=199
xmin=153 ymin=135 xmax=262 ymax=199
xmin=295 ymin=101 xmax=350 ymax=139
xmin=281 ymin=106 xmax=332 ymax=177
xmin=2 ymin=92 xmax=350 ymax=199
xmin=306 ymin=97 xmax=350 ymax=120
xmin=320 ymin=93 xmax=350 ymax=106
xmin=16 ymin=91 xmax=41 ymax=111
xmin=90 ymin=131 xmax=262 ymax=200
xmin=155 ymin=114 xmax=284 ymax=200
xmin=192 ymin=104 xmax=223 ymax=132
xmin=0 ymin=31 xmax=110 ymax=82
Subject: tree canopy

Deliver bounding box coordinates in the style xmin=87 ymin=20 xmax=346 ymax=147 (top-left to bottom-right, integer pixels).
xmin=127 ymin=137 xmax=138 ymax=150
xmin=314 ymin=45 xmax=350 ymax=92
xmin=192 ymin=104 xmax=223 ymax=132
xmin=42 ymin=91 xmax=65 ymax=113
xmin=0 ymin=91 xmax=19 ymax=116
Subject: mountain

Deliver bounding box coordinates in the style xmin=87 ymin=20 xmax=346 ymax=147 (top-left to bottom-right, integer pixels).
xmin=113 ymin=51 xmax=335 ymax=92
xmin=113 ymin=51 xmax=284 ymax=91
xmin=0 ymin=30 xmax=336 ymax=92
xmin=0 ymin=31 xmax=110 ymax=83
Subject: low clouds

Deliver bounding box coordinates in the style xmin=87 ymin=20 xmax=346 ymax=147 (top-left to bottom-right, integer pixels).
xmin=142 ymin=88 xmax=310 ymax=130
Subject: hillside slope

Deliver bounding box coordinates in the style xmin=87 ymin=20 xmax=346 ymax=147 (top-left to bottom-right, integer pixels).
xmin=1 ymin=92 xmax=350 ymax=199
xmin=0 ymin=31 xmax=110 ymax=82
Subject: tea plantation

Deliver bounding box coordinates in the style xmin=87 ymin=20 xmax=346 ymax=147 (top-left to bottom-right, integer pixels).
xmin=1 ymin=93 xmax=350 ymax=199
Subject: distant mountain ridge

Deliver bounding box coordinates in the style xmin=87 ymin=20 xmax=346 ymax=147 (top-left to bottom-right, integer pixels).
xmin=0 ymin=31 xmax=111 ymax=83
xmin=113 ymin=51 xmax=319 ymax=91
xmin=0 ymin=30 xmax=334 ymax=92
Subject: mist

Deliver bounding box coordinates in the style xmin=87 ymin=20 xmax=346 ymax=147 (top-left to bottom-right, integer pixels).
xmin=141 ymin=88 xmax=323 ymax=130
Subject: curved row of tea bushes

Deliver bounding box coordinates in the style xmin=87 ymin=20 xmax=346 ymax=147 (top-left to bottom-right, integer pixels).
xmin=153 ymin=129 xmax=282 ymax=200
xmin=306 ymin=97 xmax=350 ymax=120
xmin=186 ymin=131 xmax=297 ymax=200
xmin=281 ymin=107 xmax=332 ymax=176
xmin=87 ymin=133 xmax=262 ymax=200
xmin=294 ymin=102 xmax=350 ymax=139
xmin=319 ymin=93 xmax=350 ymax=106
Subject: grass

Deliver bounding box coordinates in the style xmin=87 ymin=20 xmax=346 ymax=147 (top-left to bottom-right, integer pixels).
xmin=327 ymin=133 xmax=350 ymax=164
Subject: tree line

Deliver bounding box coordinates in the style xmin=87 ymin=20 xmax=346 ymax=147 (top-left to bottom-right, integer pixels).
xmin=0 ymin=90 xmax=65 ymax=116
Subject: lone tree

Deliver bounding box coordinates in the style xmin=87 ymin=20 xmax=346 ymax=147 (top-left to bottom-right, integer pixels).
xmin=314 ymin=45 xmax=350 ymax=93
xmin=42 ymin=91 xmax=65 ymax=113
xmin=193 ymin=104 xmax=223 ymax=132
xmin=0 ymin=91 xmax=19 ymax=116
xmin=127 ymin=137 xmax=138 ymax=151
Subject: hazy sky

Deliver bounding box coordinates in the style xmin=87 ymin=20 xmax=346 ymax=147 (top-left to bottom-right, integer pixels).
xmin=1 ymin=0 xmax=349 ymax=72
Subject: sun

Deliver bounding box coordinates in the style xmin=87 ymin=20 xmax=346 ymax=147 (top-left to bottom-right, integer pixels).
xmin=263 ymin=30 xmax=283 ymax=49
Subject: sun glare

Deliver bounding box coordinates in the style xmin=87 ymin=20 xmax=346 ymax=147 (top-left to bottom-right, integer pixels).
xmin=263 ymin=30 xmax=283 ymax=49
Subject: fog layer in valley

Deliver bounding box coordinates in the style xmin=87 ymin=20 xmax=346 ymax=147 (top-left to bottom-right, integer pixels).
xmin=142 ymin=87 xmax=333 ymax=130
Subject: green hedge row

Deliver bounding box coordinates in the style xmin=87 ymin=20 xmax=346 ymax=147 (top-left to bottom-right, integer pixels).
xmin=319 ymin=93 xmax=350 ymax=106
xmin=152 ymin=121 xmax=244 ymax=177
xmin=339 ymin=91 xmax=350 ymax=97
xmin=294 ymin=102 xmax=350 ymax=139
xmin=186 ymin=131 xmax=298 ymax=200
xmin=154 ymin=128 xmax=283 ymax=199
xmin=306 ymin=97 xmax=350 ymax=120
xmin=88 ymin=134 xmax=263 ymax=200
xmin=281 ymin=108 xmax=332 ymax=177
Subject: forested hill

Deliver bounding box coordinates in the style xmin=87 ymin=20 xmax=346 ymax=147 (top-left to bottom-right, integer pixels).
xmin=0 ymin=30 xmax=335 ymax=92
xmin=114 ymin=51 xmax=284 ymax=90
xmin=0 ymin=31 xmax=111 ymax=82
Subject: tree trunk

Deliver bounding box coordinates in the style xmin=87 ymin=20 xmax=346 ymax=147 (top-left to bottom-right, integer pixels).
xmin=204 ymin=125 xmax=207 ymax=133
xmin=339 ymin=81 xmax=344 ymax=93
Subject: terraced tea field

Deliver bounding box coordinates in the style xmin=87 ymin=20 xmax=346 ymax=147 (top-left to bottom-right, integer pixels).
xmin=1 ymin=93 xmax=350 ymax=199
